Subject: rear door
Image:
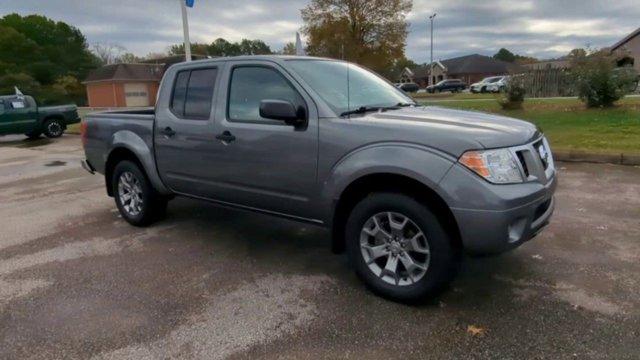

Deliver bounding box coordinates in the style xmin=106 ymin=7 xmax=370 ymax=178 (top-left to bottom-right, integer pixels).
xmin=204 ymin=60 xmax=319 ymax=219
xmin=0 ymin=97 xmax=37 ymax=135
xmin=154 ymin=64 xmax=222 ymax=196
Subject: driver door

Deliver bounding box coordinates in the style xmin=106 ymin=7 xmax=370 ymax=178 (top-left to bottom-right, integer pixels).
xmin=204 ymin=60 xmax=320 ymax=220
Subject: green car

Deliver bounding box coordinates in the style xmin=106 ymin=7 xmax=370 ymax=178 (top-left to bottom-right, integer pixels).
xmin=0 ymin=94 xmax=80 ymax=138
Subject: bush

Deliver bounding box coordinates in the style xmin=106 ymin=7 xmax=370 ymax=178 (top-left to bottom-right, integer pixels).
xmin=498 ymin=74 xmax=526 ymax=110
xmin=0 ymin=73 xmax=85 ymax=106
xmin=572 ymin=51 xmax=637 ymax=108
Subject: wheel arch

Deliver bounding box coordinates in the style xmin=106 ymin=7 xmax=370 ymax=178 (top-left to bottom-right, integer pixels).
xmin=330 ymin=172 xmax=462 ymax=255
xmin=105 ymin=130 xmax=171 ymax=197
xmin=104 ymin=147 xmax=146 ymax=197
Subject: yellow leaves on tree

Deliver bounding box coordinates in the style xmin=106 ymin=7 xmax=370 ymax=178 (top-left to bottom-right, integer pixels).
xmin=301 ymin=0 xmax=412 ymax=77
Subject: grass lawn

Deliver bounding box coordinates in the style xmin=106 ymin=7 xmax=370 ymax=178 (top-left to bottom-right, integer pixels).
xmin=416 ymin=96 xmax=640 ymax=155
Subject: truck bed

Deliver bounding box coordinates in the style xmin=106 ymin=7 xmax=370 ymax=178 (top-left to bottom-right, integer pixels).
xmin=83 ymin=108 xmax=156 ymax=175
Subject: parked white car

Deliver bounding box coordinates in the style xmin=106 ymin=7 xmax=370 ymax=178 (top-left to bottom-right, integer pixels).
xmin=470 ymin=76 xmax=507 ymax=93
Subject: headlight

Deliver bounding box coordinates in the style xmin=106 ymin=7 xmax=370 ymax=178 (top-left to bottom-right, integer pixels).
xmin=459 ymin=149 xmax=524 ymax=184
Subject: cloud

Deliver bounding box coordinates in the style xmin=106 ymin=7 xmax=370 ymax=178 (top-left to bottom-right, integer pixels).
xmin=1 ymin=0 xmax=638 ymax=62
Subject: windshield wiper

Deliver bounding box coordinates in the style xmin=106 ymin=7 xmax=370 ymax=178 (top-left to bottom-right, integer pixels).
xmin=340 ymin=103 xmax=415 ymax=117
xmin=340 ymin=106 xmax=385 ymax=117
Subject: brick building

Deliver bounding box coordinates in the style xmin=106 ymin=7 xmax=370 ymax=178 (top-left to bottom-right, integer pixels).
xmin=400 ymin=54 xmax=523 ymax=87
xmin=83 ymin=55 xmax=206 ymax=107
xmin=83 ymin=63 xmax=163 ymax=107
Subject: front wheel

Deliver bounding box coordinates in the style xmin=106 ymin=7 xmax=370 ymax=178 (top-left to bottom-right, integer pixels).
xmin=345 ymin=193 xmax=458 ymax=302
xmin=112 ymin=160 xmax=168 ymax=226
xmin=43 ymin=119 xmax=64 ymax=138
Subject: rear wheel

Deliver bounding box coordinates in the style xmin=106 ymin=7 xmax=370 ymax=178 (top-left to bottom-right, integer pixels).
xmin=345 ymin=193 xmax=458 ymax=302
xmin=43 ymin=118 xmax=64 ymax=138
xmin=112 ymin=160 xmax=168 ymax=226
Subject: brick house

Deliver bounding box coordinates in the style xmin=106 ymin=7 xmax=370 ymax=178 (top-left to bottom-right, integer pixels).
xmin=83 ymin=55 xmax=206 ymax=107
xmin=611 ymin=27 xmax=640 ymax=73
xmin=401 ymin=54 xmax=523 ymax=87
xmin=83 ymin=63 xmax=163 ymax=107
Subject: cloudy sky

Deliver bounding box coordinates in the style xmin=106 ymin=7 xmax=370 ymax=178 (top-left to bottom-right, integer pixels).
xmin=2 ymin=0 xmax=638 ymax=63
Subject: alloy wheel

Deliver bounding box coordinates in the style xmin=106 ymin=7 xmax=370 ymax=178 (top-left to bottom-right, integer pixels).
xmin=118 ymin=171 xmax=144 ymax=216
xmin=47 ymin=121 xmax=63 ymax=137
xmin=360 ymin=212 xmax=431 ymax=286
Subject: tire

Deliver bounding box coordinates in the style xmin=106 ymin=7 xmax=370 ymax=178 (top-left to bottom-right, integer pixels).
xmin=112 ymin=160 xmax=168 ymax=227
xmin=43 ymin=118 xmax=64 ymax=138
xmin=345 ymin=193 xmax=458 ymax=302
xmin=25 ymin=130 xmax=41 ymax=139
xmin=480 ymin=86 xmax=487 ymax=94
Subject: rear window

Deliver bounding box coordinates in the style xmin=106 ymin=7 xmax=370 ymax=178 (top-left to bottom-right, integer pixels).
xmin=170 ymin=68 xmax=218 ymax=120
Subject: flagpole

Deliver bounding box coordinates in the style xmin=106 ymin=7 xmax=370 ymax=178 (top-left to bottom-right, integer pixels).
xmin=180 ymin=0 xmax=192 ymax=62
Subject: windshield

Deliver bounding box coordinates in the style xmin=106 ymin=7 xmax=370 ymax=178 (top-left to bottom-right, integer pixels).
xmin=287 ymin=60 xmax=414 ymax=116
xmin=482 ymin=77 xmax=501 ymax=83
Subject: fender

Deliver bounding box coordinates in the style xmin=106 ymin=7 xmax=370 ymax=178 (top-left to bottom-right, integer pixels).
xmin=109 ymin=130 xmax=171 ymax=195
xmin=319 ymin=142 xmax=457 ymax=223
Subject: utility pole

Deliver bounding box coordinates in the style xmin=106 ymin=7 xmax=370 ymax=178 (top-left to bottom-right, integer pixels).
xmin=429 ymin=13 xmax=437 ymax=86
xmin=180 ymin=0 xmax=192 ymax=62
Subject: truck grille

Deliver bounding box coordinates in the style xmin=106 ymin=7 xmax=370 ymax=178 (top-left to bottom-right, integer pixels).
xmin=512 ymin=137 xmax=555 ymax=184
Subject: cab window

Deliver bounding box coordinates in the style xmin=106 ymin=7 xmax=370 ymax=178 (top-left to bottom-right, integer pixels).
xmin=227 ymin=66 xmax=305 ymax=123
xmin=170 ymin=68 xmax=218 ymax=120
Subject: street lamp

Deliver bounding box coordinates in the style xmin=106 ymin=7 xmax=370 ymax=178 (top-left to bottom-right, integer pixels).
xmin=429 ymin=13 xmax=437 ymax=86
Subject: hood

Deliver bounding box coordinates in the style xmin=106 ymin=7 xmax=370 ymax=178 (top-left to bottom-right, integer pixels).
xmin=357 ymin=106 xmax=540 ymax=153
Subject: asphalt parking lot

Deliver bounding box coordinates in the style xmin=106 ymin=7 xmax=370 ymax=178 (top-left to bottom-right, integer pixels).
xmin=1 ymin=134 xmax=639 ymax=359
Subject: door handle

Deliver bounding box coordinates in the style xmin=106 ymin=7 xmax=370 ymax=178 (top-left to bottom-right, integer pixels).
xmin=215 ymin=131 xmax=236 ymax=143
xmin=161 ymin=127 xmax=176 ymax=137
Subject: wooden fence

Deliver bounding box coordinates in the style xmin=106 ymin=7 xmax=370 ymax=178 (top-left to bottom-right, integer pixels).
xmin=520 ymin=68 xmax=575 ymax=98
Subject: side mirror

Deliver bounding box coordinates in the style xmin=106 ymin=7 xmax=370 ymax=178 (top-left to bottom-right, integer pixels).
xmin=259 ymin=99 xmax=306 ymax=127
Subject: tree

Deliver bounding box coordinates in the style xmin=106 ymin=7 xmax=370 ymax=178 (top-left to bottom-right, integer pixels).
xmin=0 ymin=14 xmax=99 ymax=82
xmin=169 ymin=38 xmax=273 ymax=58
xmin=571 ymin=49 xmax=637 ymax=108
xmin=118 ymin=53 xmax=142 ymax=63
xmin=92 ymin=42 xmax=127 ymax=65
xmin=566 ymin=48 xmax=588 ymax=61
xmin=239 ymin=39 xmax=272 ymax=55
xmin=145 ymin=52 xmax=169 ymax=60
xmin=281 ymin=42 xmax=297 ymax=55
xmin=388 ymin=56 xmax=418 ymax=81
xmin=493 ymin=48 xmax=517 ymax=63
xmin=168 ymin=43 xmax=210 ymax=57
xmin=301 ymin=0 xmax=412 ymax=76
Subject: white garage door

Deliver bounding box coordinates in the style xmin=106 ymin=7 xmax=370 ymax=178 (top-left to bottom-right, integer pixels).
xmin=124 ymin=83 xmax=150 ymax=107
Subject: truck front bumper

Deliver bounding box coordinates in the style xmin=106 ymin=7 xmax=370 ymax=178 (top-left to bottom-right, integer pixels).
xmin=442 ymin=165 xmax=557 ymax=255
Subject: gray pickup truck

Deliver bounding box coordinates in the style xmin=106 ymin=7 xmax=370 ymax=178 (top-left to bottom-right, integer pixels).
xmin=82 ymin=56 xmax=556 ymax=301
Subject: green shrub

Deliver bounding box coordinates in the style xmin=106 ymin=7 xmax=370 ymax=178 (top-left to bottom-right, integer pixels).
xmin=572 ymin=51 xmax=637 ymax=108
xmin=0 ymin=73 xmax=86 ymax=106
xmin=498 ymin=74 xmax=526 ymax=110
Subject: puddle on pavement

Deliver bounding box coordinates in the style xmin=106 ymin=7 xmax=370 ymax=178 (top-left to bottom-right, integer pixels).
xmin=0 ymin=137 xmax=53 ymax=148
xmin=44 ymin=161 xmax=67 ymax=167
xmin=19 ymin=139 xmax=53 ymax=148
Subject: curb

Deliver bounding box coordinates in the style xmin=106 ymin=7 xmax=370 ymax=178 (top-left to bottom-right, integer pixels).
xmin=554 ymin=151 xmax=640 ymax=166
